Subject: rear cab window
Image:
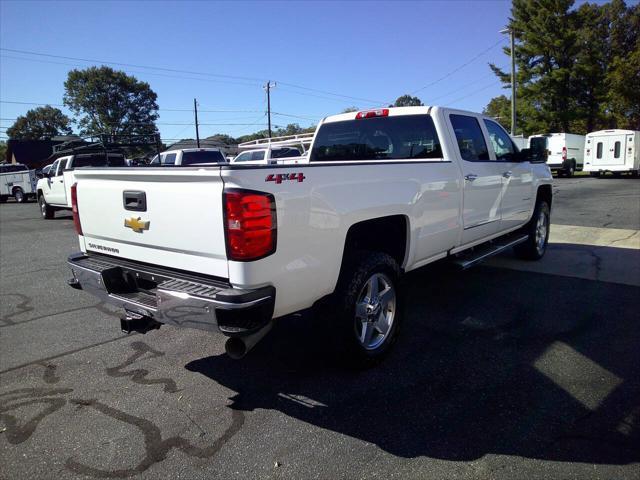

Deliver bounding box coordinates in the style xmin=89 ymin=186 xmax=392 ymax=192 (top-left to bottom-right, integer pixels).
xmin=181 ymin=150 xmax=225 ymax=165
xmin=449 ymin=114 xmax=489 ymax=161
xmin=310 ymin=114 xmax=442 ymax=162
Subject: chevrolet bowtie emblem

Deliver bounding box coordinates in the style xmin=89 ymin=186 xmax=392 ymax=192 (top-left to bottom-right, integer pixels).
xmin=124 ymin=217 xmax=150 ymax=233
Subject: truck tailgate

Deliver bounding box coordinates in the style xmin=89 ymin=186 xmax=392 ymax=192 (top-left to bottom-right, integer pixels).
xmin=74 ymin=168 xmax=228 ymax=278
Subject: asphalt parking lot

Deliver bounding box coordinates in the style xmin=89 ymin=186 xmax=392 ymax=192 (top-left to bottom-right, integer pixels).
xmin=1 ymin=177 xmax=639 ymax=479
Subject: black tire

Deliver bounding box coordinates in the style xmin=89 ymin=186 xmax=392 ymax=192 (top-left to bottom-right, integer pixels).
xmin=590 ymin=172 xmax=601 ymax=178
xmin=325 ymin=251 xmax=402 ymax=368
xmin=514 ymin=200 xmax=550 ymax=261
xmin=0 ymin=196 xmax=7 ymax=203
xmin=565 ymin=161 xmax=575 ymax=178
xmin=13 ymin=187 xmax=25 ymax=203
xmin=38 ymin=194 xmax=54 ymax=219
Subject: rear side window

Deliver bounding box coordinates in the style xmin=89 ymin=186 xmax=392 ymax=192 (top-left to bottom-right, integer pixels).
xmin=181 ymin=150 xmax=225 ymax=165
xmin=251 ymin=151 xmax=266 ymax=161
xmin=614 ymin=141 xmax=621 ymax=159
xmin=163 ymin=153 xmax=177 ymax=165
xmin=596 ymin=142 xmax=603 ymax=159
xmin=450 ymin=115 xmax=489 ymax=161
xmin=310 ymin=115 xmax=442 ymax=162
xmin=483 ymin=119 xmax=516 ymax=160
xmin=272 ymin=148 xmax=301 ymax=159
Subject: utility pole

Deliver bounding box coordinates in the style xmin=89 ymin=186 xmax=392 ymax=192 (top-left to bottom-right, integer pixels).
xmin=194 ymin=98 xmax=200 ymax=148
xmin=500 ymin=27 xmax=517 ymax=135
xmin=264 ymin=81 xmax=276 ymax=138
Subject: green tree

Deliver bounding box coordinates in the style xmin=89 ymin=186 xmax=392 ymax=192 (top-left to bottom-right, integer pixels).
xmin=64 ymin=66 xmax=159 ymax=136
xmin=0 ymin=141 xmax=7 ymax=162
xmin=491 ymin=0 xmax=580 ymax=132
xmin=393 ymin=95 xmax=423 ymax=107
xmin=205 ymin=134 xmax=237 ymax=145
xmin=604 ymin=1 xmax=640 ymax=129
xmin=483 ymin=95 xmax=512 ymax=130
xmin=341 ymin=106 xmax=358 ymax=113
xmin=6 ymin=106 xmax=73 ymax=140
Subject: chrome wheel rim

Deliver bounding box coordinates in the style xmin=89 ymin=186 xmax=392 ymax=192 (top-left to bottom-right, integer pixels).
xmin=535 ymin=209 xmax=548 ymax=254
xmin=354 ymin=273 xmax=396 ymax=350
xmin=15 ymin=190 xmax=23 ymax=201
xmin=40 ymin=198 xmax=46 ymax=216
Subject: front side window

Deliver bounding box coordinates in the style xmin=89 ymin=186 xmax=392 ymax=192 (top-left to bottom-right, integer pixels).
xmin=310 ymin=115 xmax=442 ymax=162
xmin=233 ymin=152 xmax=253 ymax=163
xmin=596 ymin=142 xmax=603 ymax=159
xmin=483 ymin=119 xmax=516 ymax=160
xmin=450 ymin=114 xmax=489 ymax=161
xmin=163 ymin=153 xmax=177 ymax=165
xmin=614 ymin=141 xmax=621 ymax=158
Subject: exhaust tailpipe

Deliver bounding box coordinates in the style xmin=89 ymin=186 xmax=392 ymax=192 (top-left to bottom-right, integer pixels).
xmin=225 ymin=323 xmax=272 ymax=360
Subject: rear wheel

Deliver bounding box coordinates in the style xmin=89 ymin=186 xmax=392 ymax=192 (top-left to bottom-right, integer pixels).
xmin=514 ymin=200 xmax=550 ymax=261
xmin=590 ymin=172 xmax=601 ymax=178
xmin=564 ymin=161 xmax=575 ymax=177
xmin=39 ymin=194 xmax=54 ymax=219
xmin=325 ymin=251 xmax=402 ymax=368
xmin=13 ymin=187 xmax=25 ymax=203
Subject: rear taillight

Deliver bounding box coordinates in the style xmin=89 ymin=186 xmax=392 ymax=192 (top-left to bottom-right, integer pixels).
xmin=562 ymin=146 xmax=567 ymax=161
xmin=356 ymin=108 xmax=389 ymax=119
xmin=224 ymin=189 xmax=276 ymax=261
xmin=71 ymin=183 xmax=83 ymax=235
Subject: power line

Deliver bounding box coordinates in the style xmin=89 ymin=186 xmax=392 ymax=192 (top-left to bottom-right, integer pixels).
xmin=447 ymin=81 xmax=502 ymax=106
xmin=408 ymin=38 xmax=506 ymax=97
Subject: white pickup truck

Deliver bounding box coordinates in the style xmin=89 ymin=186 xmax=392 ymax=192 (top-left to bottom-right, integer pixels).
xmin=66 ymin=106 xmax=552 ymax=366
xmin=37 ymin=151 xmax=126 ymax=219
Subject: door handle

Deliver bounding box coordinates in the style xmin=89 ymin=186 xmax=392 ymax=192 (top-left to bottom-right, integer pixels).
xmin=502 ymin=171 xmax=513 ymax=178
xmin=464 ymin=174 xmax=478 ymax=182
xmin=58 ymin=179 xmax=64 ymax=183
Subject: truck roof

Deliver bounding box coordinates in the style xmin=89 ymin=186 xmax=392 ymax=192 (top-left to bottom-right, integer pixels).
xmin=586 ymin=129 xmax=638 ymax=137
xmin=322 ymin=106 xmax=435 ymax=124
xmin=162 ymin=147 xmax=222 ymax=154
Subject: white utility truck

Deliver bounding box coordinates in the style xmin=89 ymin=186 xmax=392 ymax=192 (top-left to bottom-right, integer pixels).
xmin=150 ymin=148 xmax=227 ymax=166
xmin=66 ymin=106 xmax=552 ymax=366
xmin=232 ymin=133 xmax=314 ymax=165
xmin=583 ymin=129 xmax=640 ymax=177
xmin=37 ymin=151 xmax=126 ymax=219
xmin=528 ymin=133 xmax=585 ymax=177
xmin=0 ymin=163 xmax=37 ymax=203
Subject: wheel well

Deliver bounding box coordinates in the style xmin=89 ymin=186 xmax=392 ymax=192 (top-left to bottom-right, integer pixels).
xmin=12 ymin=186 xmax=23 ymax=194
xmin=341 ymin=216 xmax=408 ymax=270
xmin=537 ymin=184 xmax=552 ymax=208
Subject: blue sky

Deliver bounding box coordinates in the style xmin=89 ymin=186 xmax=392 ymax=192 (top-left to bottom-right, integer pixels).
xmin=0 ymin=0 xmax=547 ymax=141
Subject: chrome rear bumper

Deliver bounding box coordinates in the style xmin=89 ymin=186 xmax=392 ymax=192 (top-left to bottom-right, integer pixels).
xmin=67 ymin=253 xmax=274 ymax=336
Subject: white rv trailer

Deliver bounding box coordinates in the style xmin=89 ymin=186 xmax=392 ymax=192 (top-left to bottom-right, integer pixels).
xmin=528 ymin=133 xmax=585 ymax=177
xmin=583 ymin=129 xmax=640 ymax=177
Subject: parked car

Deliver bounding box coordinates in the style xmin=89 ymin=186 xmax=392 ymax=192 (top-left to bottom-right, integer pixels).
xmin=37 ymin=151 xmax=126 ymax=219
xmin=149 ymin=148 xmax=227 ymax=166
xmin=583 ymin=129 xmax=639 ymax=177
xmin=0 ymin=163 xmax=37 ymax=203
xmin=528 ymin=133 xmax=585 ymax=177
xmin=65 ymin=106 xmax=552 ymax=367
xmin=231 ymin=147 xmax=303 ymax=165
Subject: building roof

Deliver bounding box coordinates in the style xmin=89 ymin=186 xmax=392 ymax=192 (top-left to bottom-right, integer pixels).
xmin=5 ymin=139 xmax=66 ymax=168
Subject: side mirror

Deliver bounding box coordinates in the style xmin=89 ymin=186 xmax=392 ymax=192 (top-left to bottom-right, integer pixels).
xmin=519 ymin=148 xmax=546 ymax=163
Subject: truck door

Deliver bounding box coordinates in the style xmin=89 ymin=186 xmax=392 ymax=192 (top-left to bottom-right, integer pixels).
xmin=483 ymin=119 xmax=533 ymax=231
xmin=448 ymin=114 xmax=503 ymax=244
xmin=48 ymin=158 xmax=68 ymax=205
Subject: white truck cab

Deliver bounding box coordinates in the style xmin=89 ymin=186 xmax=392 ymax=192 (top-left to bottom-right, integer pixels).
xmin=37 ymin=152 xmax=126 ymax=218
xmin=232 ymin=133 xmax=314 ymax=165
xmin=150 ymin=148 xmax=226 ymax=166
xmin=528 ymin=133 xmax=585 ymax=177
xmin=584 ymin=129 xmax=640 ymax=177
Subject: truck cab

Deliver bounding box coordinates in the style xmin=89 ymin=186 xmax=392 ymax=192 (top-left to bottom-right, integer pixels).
xmin=149 ymin=148 xmax=227 ymax=166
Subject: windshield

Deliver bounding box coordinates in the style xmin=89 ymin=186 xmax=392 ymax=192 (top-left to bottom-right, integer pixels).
xmin=529 ymin=136 xmax=548 ymax=153
xmin=181 ymin=150 xmax=225 ymax=165
xmin=310 ymin=115 xmax=442 ymax=162
xmin=73 ymin=154 xmax=126 ymax=168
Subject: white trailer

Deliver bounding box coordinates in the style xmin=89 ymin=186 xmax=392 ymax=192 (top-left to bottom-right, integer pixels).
xmin=583 ymin=129 xmax=640 ymax=177
xmin=0 ymin=163 xmax=37 ymax=203
xmin=510 ymin=135 xmax=528 ymax=151
xmin=528 ymin=133 xmax=585 ymax=177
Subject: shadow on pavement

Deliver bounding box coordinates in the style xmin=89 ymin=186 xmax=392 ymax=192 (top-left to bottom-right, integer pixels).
xmin=186 ymin=256 xmax=640 ymax=464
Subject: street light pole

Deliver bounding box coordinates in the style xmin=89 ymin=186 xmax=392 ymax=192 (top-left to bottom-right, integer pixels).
xmin=500 ymin=28 xmax=516 ymax=135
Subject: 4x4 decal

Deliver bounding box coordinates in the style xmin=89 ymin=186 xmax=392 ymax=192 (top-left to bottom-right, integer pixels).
xmin=265 ymin=173 xmax=306 ymax=184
